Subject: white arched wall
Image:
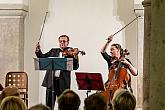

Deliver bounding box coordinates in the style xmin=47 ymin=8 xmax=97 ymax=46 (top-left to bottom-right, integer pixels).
xmin=25 ymin=0 xmax=138 ymax=109
xmin=40 ymin=0 xmax=124 ymax=108
xmin=0 ymin=0 xmax=140 ymax=109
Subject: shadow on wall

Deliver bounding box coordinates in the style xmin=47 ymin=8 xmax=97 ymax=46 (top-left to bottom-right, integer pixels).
xmin=112 ymin=0 xmax=137 ymax=61
xmin=112 ymin=0 xmax=137 ymax=46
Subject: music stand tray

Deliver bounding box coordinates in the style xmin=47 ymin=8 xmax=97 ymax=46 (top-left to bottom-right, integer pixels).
xmin=75 ymin=72 xmax=105 ymax=97
xmin=34 ymin=57 xmax=73 ymax=71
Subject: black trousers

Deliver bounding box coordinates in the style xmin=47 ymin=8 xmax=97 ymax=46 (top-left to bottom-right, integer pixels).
xmin=46 ymin=77 xmax=62 ymax=110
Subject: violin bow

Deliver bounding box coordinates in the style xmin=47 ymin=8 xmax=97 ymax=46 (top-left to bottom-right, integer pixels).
xmin=38 ymin=12 xmax=48 ymax=43
xmin=107 ymin=16 xmax=140 ymax=39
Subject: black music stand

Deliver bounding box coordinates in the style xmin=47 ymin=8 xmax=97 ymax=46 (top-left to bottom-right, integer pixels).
xmin=75 ymin=72 xmax=104 ymax=97
xmin=34 ymin=57 xmax=73 ymax=71
xmin=34 ymin=57 xmax=73 ymax=110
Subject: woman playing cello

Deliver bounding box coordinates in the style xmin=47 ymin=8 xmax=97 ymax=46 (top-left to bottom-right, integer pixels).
xmin=100 ymin=35 xmax=138 ymax=108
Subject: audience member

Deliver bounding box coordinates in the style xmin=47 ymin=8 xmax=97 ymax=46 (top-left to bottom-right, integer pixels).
xmin=58 ymin=89 xmax=80 ymax=110
xmin=84 ymin=93 xmax=107 ymax=110
xmin=112 ymin=89 xmax=136 ymax=110
xmin=0 ymin=86 xmax=20 ymax=103
xmin=28 ymin=104 xmax=50 ymax=110
xmin=0 ymin=96 xmax=27 ymax=110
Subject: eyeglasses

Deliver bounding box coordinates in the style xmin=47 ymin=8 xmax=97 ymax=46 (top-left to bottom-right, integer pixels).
xmin=59 ymin=40 xmax=68 ymax=43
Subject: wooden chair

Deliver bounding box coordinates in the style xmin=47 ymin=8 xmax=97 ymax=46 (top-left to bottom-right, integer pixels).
xmin=5 ymin=72 xmax=28 ymax=106
xmin=0 ymin=83 xmax=3 ymax=91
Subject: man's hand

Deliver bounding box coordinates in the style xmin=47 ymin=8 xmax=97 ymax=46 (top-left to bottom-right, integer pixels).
xmin=35 ymin=42 xmax=40 ymax=52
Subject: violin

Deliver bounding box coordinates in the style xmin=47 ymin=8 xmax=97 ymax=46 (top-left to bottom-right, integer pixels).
xmin=62 ymin=48 xmax=86 ymax=58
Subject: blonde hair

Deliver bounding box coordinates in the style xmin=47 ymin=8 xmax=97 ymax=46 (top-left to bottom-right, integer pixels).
xmin=28 ymin=104 xmax=50 ymax=110
xmin=112 ymin=89 xmax=136 ymax=110
xmin=0 ymin=96 xmax=27 ymax=110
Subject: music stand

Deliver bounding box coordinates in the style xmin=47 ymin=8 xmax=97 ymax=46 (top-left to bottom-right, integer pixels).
xmin=75 ymin=72 xmax=104 ymax=97
xmin=34 ymin=57 xmax=73 ymax=110
xmin=34 ymin=57 xmax=73 ymax=71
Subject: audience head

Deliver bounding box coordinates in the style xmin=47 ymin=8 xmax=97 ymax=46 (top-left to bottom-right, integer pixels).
xmin=84 ymin=93 xmax=107 ymax=110
xmin=28 ymin=104 xmax=50 ymax=110
xmin=0 ymin=96 xmax=27 ymax=110
xmin=0 ymin=86 xmax=20 ymax=100
xmin=58 ymin=89 xmax=80 ymax=110
xmin=112 ymin=89 xmax=136 ymax=110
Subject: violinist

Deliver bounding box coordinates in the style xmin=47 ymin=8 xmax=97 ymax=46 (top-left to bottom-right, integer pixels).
xmin=100 ymin=35 xmax=138 ymax=107
xmin=35 ymin=35 xmax=79 ymax=110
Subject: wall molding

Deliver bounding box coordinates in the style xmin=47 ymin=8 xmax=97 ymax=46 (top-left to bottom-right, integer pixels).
xmin=0 ymin=4 xmax=28 ymax=18
xmin=134 ymin=4 xmax=144 ymax=19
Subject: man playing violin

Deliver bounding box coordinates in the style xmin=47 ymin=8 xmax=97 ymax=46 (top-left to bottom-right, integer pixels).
xmin=100 ymin=35 xmax=138 ymax=108
xmin=35 ymin=35 xmax=79 ymax=110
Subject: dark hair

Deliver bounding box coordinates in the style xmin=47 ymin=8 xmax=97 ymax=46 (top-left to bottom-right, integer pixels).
xmin=28 ymin=104 xmax=50 ymax=110
xmin=58 ymin=89 xmax=80 ymax=110
xmin=84 ymin=93 xmax=107 ymax=110
xmin=1 ymin=86 xmax=20 ymax=100
xmin=111 ymin=43 xmax=123 ymax=55
xmin=58 ymin=35 xmax=69 ymax=41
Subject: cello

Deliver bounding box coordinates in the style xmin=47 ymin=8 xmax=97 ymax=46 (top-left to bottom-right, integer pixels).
xmin=102 ymin=49 xmax=131 ymax=107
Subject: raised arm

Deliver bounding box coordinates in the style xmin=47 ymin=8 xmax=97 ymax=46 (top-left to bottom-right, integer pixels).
xmin=35 ymin=42 xmax=51 ymax=58
xmin=101 ymin=35 xmax=113 ymax=53
xmin=35 ymin=42 xmax=42 ymax=57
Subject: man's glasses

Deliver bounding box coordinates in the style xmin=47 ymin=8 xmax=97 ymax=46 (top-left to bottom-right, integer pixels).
xmin=59 ymin=40 xmax=68 ymax=43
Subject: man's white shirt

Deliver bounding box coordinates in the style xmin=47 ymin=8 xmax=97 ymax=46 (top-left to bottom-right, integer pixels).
xmin=54 ymin=51 xmax=63 ymax=77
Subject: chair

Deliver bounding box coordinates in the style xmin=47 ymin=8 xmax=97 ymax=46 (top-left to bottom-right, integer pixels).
xmin=5 ymin=71 xmax=28 ymax=106
xmin=0 ymin=83 xmax=3 ymax=91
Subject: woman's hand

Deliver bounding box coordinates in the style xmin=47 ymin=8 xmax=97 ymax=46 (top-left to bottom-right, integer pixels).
xmin=121 ymin=58 xmax=131 ymax=66
xmin=107 ymin=35 xmax=113 ymax=43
